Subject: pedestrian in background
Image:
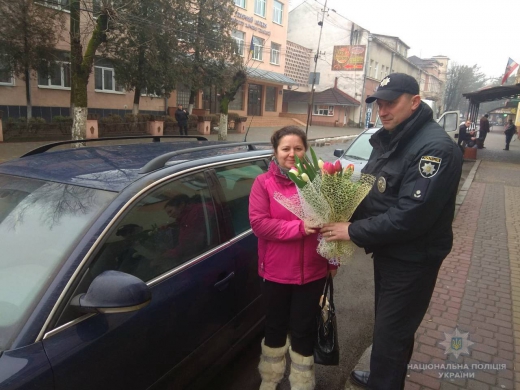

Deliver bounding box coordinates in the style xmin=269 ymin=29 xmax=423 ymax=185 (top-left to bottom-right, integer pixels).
xmin=249 ymin=126 xmax=337 ymax=390
xmin=504 ymin=119 xmax=517 ymax=150
xmin=174 ymin=104 xmax=189 ymax=136
xmin=320 ymin=73 xmax=462 ymax=390
xmin=457 ymin=119 xmax=476 ymax=153
xmin=479 ymin=114 xmax=490 ymax=148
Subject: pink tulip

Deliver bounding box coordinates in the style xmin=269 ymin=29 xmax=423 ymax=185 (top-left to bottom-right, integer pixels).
xmin=322 ymin=162 xmax=336 ymax=175
xmin=334 ymin=160 xmax=342 ymax=173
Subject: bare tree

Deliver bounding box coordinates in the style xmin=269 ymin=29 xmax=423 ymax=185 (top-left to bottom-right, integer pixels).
xmin=0 ymin=0 xmax=66 ymax=120
xmin=444 ymin=63 xmax=487 ymax=113
xmin=103 ymin=0 xmax=188 ymax=115
xmin=69 ymin=0 xmax=117 ymax=140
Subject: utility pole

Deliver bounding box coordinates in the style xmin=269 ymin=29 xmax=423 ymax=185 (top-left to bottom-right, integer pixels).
xmin=305 ymin=0 xmax=328 ymax=136
xmin=357 ymin=32 xmax=372 ymax=128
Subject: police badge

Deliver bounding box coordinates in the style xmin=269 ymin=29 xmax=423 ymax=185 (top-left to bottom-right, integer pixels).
xmin=377 ymin=176 xmax=386 ymax=193
xmin=419 ymin=156 xmax=441 ymax=178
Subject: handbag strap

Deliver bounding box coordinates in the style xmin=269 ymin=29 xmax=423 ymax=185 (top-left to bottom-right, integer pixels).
xmin=320 ymin=274 xmax=335 ymax=309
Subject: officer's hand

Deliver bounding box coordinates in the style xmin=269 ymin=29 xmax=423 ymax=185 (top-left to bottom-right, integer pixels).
xmin=320 ymin=222 xmax=351 ymax=242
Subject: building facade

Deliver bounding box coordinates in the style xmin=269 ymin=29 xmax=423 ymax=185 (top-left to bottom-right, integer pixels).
xmin=225 ymin=0 xmax=296 ymax=118
xmin=0 ymin=0 xmax=295 ymax=123
xmin=286 ymin=1 xmax=447 ymax=127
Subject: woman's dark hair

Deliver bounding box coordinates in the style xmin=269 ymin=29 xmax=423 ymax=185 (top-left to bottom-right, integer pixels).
xmin=270 ymin=126 xmax=308 ymax=152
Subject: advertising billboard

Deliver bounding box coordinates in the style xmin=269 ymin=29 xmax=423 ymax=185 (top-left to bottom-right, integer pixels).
xmin=331 ymin=45 xmax=366 ymax=71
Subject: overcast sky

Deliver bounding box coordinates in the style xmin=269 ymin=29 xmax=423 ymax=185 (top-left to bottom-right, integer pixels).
xmin=289 ymin=0 xmax=520 ymax=81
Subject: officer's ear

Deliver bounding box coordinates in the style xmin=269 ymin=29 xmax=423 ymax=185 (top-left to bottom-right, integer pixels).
xmin=411 ymin=95 xmax=421 ymax=110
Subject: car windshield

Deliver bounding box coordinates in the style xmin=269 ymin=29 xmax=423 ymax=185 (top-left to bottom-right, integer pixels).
xmin=343 ymin=133 xmax=373 ymax=161
xmin=0 ymin=174 xmax=116 ymax=352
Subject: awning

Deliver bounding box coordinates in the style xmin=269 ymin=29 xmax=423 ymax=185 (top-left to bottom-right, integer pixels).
xmin=462 ymin=84 xmax=520 ymax=103
xmin=246 ymin=67 xmax=298 ymax=86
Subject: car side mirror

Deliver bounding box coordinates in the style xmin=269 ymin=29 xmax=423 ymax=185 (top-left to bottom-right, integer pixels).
xmin=70 ymin=270 xmax=151 ymax=314
xmin=333 ymin=149 xmax=344 ymax=158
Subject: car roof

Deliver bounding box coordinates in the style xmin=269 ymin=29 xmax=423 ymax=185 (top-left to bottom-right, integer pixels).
xmin=0 ymin=140 xmax=271 ymax=192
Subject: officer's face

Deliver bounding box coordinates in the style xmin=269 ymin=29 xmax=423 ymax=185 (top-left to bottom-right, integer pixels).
xmin=376 ymin=94 xmax=421 ymax=131
xmin=275 ymin=134 xmax=306 ymax=170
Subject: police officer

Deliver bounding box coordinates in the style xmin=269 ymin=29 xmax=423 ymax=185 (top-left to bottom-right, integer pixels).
xmin=321 ymin=73 xmax=462 ymax=390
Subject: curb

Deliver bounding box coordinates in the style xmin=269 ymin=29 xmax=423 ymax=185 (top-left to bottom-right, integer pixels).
xmin=310 ymin=135 xmax=358 ymax=147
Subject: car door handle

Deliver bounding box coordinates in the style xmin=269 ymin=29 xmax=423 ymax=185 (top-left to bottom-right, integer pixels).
xmin=214 ymin=272 xmax=235 ymax=291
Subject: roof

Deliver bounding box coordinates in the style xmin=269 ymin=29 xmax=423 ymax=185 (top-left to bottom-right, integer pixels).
xmin=372 ymin=34 xmax=410 ymax=49
xmin=462 ymin=84 xmax=520 ymax=103
xmin=283 ymin=87 xmax=360 ymax=106
xmin=246 ymin=67 xmax=298 ymax=86
xmin=408 ymin=55 xmax=441 ymax=67
xmin=0 ymin=141 xmax=268 ymax=192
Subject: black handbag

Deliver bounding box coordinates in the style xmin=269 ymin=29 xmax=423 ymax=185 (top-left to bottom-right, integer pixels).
xmin=314 ymin=274 xmax=339 ymax=366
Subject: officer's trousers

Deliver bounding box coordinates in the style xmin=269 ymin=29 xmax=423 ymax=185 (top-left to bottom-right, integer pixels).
xmin=367 ymin=256 xmax=442 ymax=390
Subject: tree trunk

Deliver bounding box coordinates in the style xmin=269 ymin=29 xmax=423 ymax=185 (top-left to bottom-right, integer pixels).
xmin=188 ymin=89 xmax=197 ymax=115
xmin=72 ymin=106 xmax=87 ymax=140
xmin=218 ymin=113 xmax=228 ymax=141
xmin=133 ymin=87 xmax=141 ymax=115
xmin=25 ymin=67 xmax=32 ymax=120
xmin=70 ymin=0 xmax=107 ymax=141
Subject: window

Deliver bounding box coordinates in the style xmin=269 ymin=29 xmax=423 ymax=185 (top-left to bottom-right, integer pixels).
xmin=38 ymin=55 xmax=71 ymax=89
xmin=252 ymin=36 xmax=264 ymax=61
xmin=229 ymin=85 xmax=244 ymax=110
xmin=94 ymin=59 xmax=123 ymax=93
xmin=273 ymin=1 xmax=283 ymax=24
xmin=215 ymin=161 xmax=268 ymax=235
xmin=85 ymin=172 xmax=219 ymax=284
xmin=176 ymin=83 xmax=191 ymax=107
xmin=232 ymin=30 xmax=245 ymax=57
xmin=0 ymin=57 xmax=13 ymax=86
xmin=254 ymin=0 xmax=266 ymax=17
xmin=374 ymin=62 xmax=379 ymax=79
xmin=313 ymin=105 xmax=334 ymax=116
xmin=369 ymin=60 xmax=373 ymax=77
xmin=265 ymin=86 xmax=276 ymax=112
xmin=234 ymin=0 xmax=246 ymax=8
xmin=270 ymin=43 xmax=280 ymax=65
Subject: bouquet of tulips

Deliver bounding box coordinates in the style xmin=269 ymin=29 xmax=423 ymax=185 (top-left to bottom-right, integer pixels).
xmin=274 ymin=147 xmax=375 ymax=265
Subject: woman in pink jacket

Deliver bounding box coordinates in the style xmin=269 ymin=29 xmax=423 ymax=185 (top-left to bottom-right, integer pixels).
xmin=249 ymin=126 xmax=337 ymax=390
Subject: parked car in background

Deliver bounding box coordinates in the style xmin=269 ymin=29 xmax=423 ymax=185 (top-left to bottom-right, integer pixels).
xmin=0 ymin=137 xmax=272 ymax=390
xmin=334 ymin=109 xmax=461 ymax=169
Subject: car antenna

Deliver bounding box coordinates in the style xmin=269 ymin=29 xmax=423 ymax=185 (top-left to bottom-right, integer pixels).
xmin=243 ymin=115 xmax=255 ymax=142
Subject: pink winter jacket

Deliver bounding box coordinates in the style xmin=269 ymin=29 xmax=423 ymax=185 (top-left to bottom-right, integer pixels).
xmin=249 ymin=161 xmax=336 ymax=285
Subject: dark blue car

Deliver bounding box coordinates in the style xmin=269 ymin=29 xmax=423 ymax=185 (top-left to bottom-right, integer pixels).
xmin=0 ymin=137 xmax=272 ymax=389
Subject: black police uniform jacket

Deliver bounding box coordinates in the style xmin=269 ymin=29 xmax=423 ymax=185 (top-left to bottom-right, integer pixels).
xmin=349 ymin=102 xmax=463 ymax=264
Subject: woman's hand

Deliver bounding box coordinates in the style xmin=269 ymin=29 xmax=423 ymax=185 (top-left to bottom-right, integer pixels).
xmin=328 ymin=269 xmax=338 ymax=278
xmin=320 ymin=222 xmax=351 ymax=242
xmin=303 ymin=221 xmax=318 ymax=235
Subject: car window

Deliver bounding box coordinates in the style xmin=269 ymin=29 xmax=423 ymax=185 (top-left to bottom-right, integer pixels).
xmin=215 ymin=160 xmax=268 ymax=235
xmin=84 ymin=172 xmax=219 ymax=286
xmin=0 ymin=175 xmax=116 ymax=352
xmin=344 ymin=133 xmax=373 ymax=161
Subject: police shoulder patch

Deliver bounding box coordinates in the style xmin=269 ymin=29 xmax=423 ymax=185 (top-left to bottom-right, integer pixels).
xmin=419 ymin=156 xmax=441 ymax=178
